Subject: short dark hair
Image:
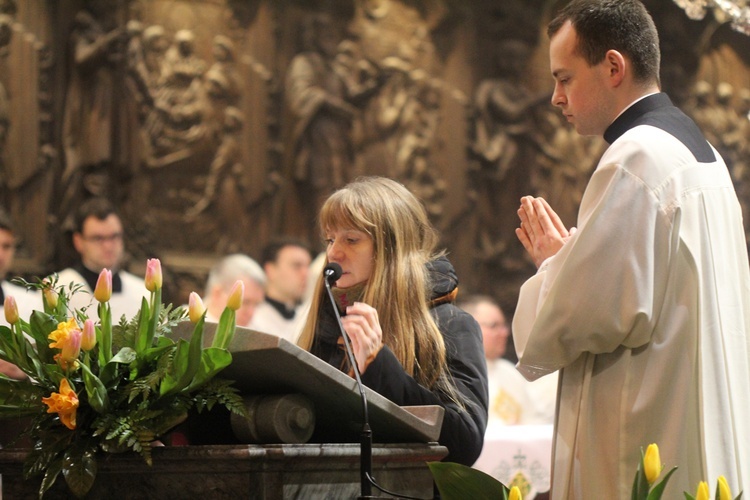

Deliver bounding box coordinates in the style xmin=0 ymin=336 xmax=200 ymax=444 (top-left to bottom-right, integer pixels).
xmin=73 ymin=198 xmax=119 ymax=234
xmin=548 ymin=0 xmax=660 ymax=87
xmin=260 ymin=237 xmax=312 ymax=266
xmin=0 ymin=206 xmax=14 ymax=233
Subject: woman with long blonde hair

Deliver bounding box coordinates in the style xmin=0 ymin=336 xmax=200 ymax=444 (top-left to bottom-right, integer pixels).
xmin=298 ymin=176 xmax=488 ymax=465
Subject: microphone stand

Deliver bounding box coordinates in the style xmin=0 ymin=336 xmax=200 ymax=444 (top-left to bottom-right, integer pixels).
xmin=323 ymin=272 xmax=374 ymax=499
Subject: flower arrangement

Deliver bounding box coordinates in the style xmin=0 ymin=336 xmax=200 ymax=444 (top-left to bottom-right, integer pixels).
xmin=0 ymin=259 xmax=247 ymax=498
xmin=633 ymin=443 xmax=743 ymax=500
xmin=428 ymin=442 xmax=744 ymax=500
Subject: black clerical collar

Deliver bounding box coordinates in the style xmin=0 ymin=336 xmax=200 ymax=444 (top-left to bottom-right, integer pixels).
xmin=73 ymin=262 xmax=123 ymax=293
xmin=603 ymin=92 xmax=715 ymax=163
xmin=265 ymin=296 xmax=297 ymax=320
xmin=604 ymin=93 xmax=671 ymax=144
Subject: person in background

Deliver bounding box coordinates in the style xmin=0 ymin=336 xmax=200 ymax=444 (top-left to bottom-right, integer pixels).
xmin=56 ymin=198 xmax=146 ymax=322
xmin=248 ymin=237 xmax=312 ymax=342
xmin=513 ymin=0 xmax=750 ymax=496
xmin=458 ymin=295 xmax=556 ymax=426
xmin=203 ymin=253 xmax=265 ymax=328
xmin=298 ymin=176 xmax=488 ymax=466
xmin=0 ymin=208 xmax=42 ymax=379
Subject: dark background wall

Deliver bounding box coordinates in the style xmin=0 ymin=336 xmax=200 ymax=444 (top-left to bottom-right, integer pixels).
xmin=1 ymin=0 xmax=749 ymax=317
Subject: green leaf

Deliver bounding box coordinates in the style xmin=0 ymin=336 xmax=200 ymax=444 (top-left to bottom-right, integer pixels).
xmin=186 ymin=348 xmax=232 ymax=391
xmin=0 ymin=377 xmax=45 ymax=416
xmin=62 ymin=447 xmax=97 ymax=498
xmin=632 ymin=447 xmax=650 ymax=500
xmin=80 ymin=362 xmax=110 ymax=413
xmin=160 ymin=339 xmax=191 ymax=396
xmin=28 ymin=311 xmax=59 ymax=363
xmin=428 ymin=461 xmax=508 ymax=500
xmin=39 ymin=457 xmax=63 ymax=499
xmin=647 ymin=466 xmax=678 ymax=499
xmin=212 ymin=308 xmax=236 ymax=349
xmin=99 ymin=347 xmax=138 ymax=385
xmin=160 ymin=316 xmax=205 ymax=396
xmin=134 ymin=297 xmax=151 ymax=355
xmin=97 ymin=302 xmax=113 ymax=366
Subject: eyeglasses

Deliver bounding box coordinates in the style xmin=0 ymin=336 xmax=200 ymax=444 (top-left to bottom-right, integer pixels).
xmin=81 ymin=233 xmax=123 ymax=244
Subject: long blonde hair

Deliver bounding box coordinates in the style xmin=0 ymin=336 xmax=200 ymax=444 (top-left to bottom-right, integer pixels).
xmin=298 ymin=177 xmax=450 ymax=390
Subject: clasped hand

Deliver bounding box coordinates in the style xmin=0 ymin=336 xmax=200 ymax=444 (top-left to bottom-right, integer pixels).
xmin=515 ymin=196 xmax=576 ymax=268
xmin=341 ymin=302 xmax=383 ymax=374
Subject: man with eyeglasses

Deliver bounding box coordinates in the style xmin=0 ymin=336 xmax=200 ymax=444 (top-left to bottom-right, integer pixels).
xmin=56 ymin=198 xmax=147 ymax=322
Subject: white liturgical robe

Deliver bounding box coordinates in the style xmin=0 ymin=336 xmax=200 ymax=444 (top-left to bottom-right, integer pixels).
xmin=513 ymin=94 xmax=750 ymax=499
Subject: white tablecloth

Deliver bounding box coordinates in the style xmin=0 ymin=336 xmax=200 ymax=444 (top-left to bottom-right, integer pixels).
xmin=473 ymin=423 xmax=553 ymax=499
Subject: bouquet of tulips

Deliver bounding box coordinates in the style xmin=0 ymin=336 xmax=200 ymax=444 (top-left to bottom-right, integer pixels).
xmin=632 ymin=443 xmax=743 ymax=500
xmin=0 ymin=259 xmax=247 ymax=498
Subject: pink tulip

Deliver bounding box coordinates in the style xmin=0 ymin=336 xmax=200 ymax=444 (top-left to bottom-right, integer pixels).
xmin=81 ymin=319 xmax=96 ymax=351
xmin=144 ymin=258 xmax=163 ymax=292
xmin=3 ymin=296 xmax=19 ymax=325
xmin=94 ymin=269 xmax=112 ymax=303
xmin=226 ymin=280 xmax=244 ymax=311
xmin=59 ymin=328 xmax=82 ymax=365
xmin=188 ymin=292 xmax=206 ymax=323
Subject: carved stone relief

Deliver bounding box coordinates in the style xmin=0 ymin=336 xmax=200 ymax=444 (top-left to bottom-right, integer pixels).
xmin=1 ymin=0 xmax=749 ymax=308
xmin=0 ymin=0 xmax=55 ymax=271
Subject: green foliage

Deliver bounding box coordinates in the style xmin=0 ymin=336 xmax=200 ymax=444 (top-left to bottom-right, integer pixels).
xmin=428 ymin=461 xmax=510 ymax=500
xmin=0 ymin=271 xmax=246 ymax=498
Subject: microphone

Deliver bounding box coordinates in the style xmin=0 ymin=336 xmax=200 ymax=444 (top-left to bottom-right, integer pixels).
xmin=324 ymin=262 xmax=342 ymax=284
xmin=322 ymin=263 xmax=373 ymax=499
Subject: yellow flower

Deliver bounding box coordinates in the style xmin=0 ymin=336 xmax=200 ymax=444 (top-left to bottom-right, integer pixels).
xmin=81 ymin=319 xmax=96 ymax=351
xmin=41 ymin=378 xmax=79 ymax=430
xmin=508 ymin=486 xmax=522 ymax=500
xmin=226 ymin=280 xmax=244 ymax=311
xmin=144 ymin=258 xmax=162 ymax=292
xmin=42 ymin=279 xmax=59 ymax=309
xmin=696 ymin=481 xmax=710 ymax=500
xmin=94 ymin=269 xmax=112 ymax=303
xmin=188 ymin=292 xmax=205 ymax=323
xmin=718 ymin=476 xmax=732 ymax=500
xmin=4 ymin=295 xmax=19 ymax=324
xmin=49 ymin=318 xmax=82 ymax=367
xmin=643 ymin=443 xmax=661 ymax=484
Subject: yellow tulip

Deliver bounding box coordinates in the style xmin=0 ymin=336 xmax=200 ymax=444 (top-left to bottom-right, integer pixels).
xmin=508 ymin=486 xmax=522 ymax=500
xmin=94 ymin=269 xmax=112 ymax=303
xmin=226 ymin=280 xmax=244 ymax=311
xmin=144 ymin=258 xmax=163 ymax=292
xmin=717 ymin=476 xmax=732 ymax=500
xmin=696 ymin=481 xmax=710 ymax=500
xmin=643 ymin=443 xmax=661 ymax=484
xmin=188 ymin=292 xmax=206 ymax=323
xmin=3 ymin=295 xmax=19 ymax=324
xmin=41 ymin=378 xmax=79 ymax=430
xmin=42 ymin=281 xmax=58 ymax=309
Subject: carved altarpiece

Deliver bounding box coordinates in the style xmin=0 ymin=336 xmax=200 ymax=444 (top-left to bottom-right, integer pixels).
xmin=1 ymin=0 xmax=749 ymax=313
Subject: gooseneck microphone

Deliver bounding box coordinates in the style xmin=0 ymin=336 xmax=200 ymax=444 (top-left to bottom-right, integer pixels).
xmin=322 ymin=263 xmax=373 ymax=499
xmin=321 ymin=264 xmax=428 ymax=500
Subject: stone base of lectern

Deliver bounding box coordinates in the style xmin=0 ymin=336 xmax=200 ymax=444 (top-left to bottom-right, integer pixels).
xmin=0 ymin=443 xmax=447 ymax=499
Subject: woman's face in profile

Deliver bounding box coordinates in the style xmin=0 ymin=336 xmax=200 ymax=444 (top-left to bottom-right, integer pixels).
xmin=324 ymin=228 xmax=374 ymax=289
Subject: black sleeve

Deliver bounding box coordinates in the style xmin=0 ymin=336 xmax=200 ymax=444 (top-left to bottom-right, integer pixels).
xmin=360 ymin=304 xmax=489 ymax=465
